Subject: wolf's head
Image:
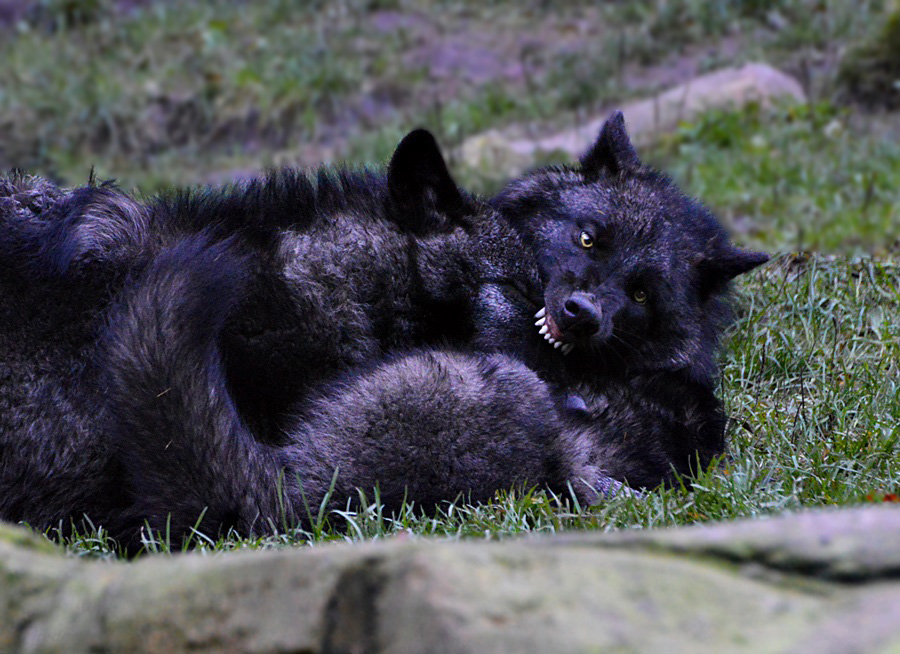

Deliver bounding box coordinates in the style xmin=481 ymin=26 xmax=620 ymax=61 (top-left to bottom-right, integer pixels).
xmin=384 ymin=128 xmax=546 ymax=349
xmin=492 ymin=112 xmax=769 ymax=383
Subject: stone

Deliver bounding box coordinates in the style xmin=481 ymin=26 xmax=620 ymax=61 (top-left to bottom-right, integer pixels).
xmin=2 ymin=506 xmax=899 ymax=653
xmin=459 ymin=63 xmax=807 ymax=179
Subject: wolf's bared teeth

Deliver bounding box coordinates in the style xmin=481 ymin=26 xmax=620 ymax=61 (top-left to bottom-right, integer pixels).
xmin=562 ymin=344 xmax=574 ymax=355
xmin=538 ymin=325 xmax=548 ymax=335
xmin=535 ymin=317 xmax=547 ymax=327
xmin=544 ymin=333 xmax=552 ymax=341
xmin=535 ymin=307 xmax=546 ymax=319
xmin=553 ymin=341 xmax=562 ymax=349
xmin=548 ymin=337 xmax=557 ymax=345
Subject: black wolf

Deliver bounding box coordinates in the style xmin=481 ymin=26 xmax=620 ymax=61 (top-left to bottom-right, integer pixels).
xmin=490 ymin=111 xmax=769 ymax=488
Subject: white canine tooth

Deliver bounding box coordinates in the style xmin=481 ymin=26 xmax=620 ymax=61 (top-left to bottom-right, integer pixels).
xmin=534 ymin=317 xmax=546 ymax=327
xmin=534 ymin=307 xmax=546 ymax=319
xmin=548 ymin=337 xmax=557 ymax=345
xmin=544 ymin=333 xmax=552 ymax=341
xmin=539 ymin=325 xmax=548 ymax=335
xmin=554 ymin=341 xmax=562 ymax=349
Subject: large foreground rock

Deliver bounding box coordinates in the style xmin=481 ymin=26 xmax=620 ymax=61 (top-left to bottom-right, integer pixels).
xmin=460 ymin=62 xmax=807 ymax=179
xmin=2 ymin=506 xmax=900 ymax=653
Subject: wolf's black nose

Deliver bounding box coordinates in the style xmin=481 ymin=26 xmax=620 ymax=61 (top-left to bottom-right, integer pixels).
xmin=561 ymin=294 xmax=600 ymax=336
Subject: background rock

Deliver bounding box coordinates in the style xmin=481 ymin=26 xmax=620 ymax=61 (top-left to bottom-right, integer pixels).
xmin=2 ymin=506 xmax=900 ymax=653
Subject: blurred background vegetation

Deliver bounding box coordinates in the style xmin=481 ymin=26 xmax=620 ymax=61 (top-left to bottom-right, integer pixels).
xmin=1 ymin=0 xmax=899 ymax=252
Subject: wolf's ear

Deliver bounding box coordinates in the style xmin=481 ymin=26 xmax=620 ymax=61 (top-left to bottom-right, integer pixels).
xmin=580 ymin=111 xmax=642 ymax=179
xmin=388 ymin=129 xmax=465 ymax=232
xmin=695 ymin=245 xmax=769 ymax=296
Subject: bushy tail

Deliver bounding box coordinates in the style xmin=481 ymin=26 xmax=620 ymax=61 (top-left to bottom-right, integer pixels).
xmin=102 ymin=234 xmax=293 ymax=547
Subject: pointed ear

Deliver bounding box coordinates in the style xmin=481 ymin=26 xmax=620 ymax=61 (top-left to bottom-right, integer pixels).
xmin=696 ymin=246 xmax=769 ymax=297
xmin=579 ymin=111 xmax=642 ymax=179
xmin=387 ymin=129 xmax=465 ymax=232
xmin=714 ymin=248 xmax=770 ymax=279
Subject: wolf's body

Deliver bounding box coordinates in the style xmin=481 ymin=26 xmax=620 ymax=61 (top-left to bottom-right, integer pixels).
xmin=0 ymin=116 xmax=766 ymax=545
xmin=0 ymin=174 xmax=150 ymax=529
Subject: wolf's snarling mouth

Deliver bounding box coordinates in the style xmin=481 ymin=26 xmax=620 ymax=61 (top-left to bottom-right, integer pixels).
xmin=534 ymin=307 xmax=574 ymax=355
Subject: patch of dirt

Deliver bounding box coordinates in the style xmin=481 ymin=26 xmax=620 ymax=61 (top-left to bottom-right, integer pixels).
xmin=0 ymin=0 xmax=164 ymax=29
xmin=620 ymin=35 xmax=745 ymax=93
xmin=368 ymin=10 xmax=750 ymax=104
xmin=0 ymin=0 xmax=30 ymax=26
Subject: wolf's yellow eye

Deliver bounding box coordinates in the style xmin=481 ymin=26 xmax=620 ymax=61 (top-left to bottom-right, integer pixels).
xmin=579 ymin=231 xmax=593 ymax=249
xmin=633 ymin=289 xmax=648 ymax=304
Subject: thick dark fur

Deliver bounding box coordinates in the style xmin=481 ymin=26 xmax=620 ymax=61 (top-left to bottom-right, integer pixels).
xmin=0 ymin=132 xmax=558 ymax=539
xmin=0 ymin=172 xmax=150 ymax=529
xmin=490 ymin=112 xmax=769 ymax=487
xmin=0 ymin=133 xmax=540 ymax=530
xmin=1 ymin=135 xmax=540 ymax=444
xmin=103 ymin=236 xmax=598 ymax=545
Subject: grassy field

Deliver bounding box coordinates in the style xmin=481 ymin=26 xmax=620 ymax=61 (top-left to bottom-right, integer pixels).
xmin=2 ymin=0 xmax=898 ymax=558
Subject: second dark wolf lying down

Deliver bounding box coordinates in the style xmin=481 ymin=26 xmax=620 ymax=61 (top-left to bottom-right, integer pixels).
xmin=0 ymin=114 xmax=767 ymax=546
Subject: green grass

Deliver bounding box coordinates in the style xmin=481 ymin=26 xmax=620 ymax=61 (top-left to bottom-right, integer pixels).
xmin=651 ymin=102 xmax=900 ymax=255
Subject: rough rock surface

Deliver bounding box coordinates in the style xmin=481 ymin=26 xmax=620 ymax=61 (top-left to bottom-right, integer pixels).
xmin=2 ymin=506 xmax=899 ymax=653
xmin=460 ymin=62 xmax=807 ymax=178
